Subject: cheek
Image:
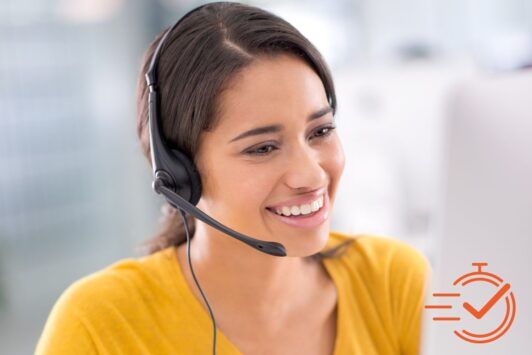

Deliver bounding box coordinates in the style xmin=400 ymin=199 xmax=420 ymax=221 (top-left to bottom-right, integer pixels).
xmin=323 ymin=137 xmax=345 ymax=178
xmin=195 ymin=141 xmax=271 ymax=218
xmin=237 ymin=167 xmax=277 ymax=206
xmin=207 ymin=161 xmax=274 ymax=213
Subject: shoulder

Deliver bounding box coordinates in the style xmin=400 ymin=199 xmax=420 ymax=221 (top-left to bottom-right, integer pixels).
xmin=52 ymin=248 xmax=174 ymax=316
xmin=326 ymin=231 xmax=432 ymax=314
xmin=36 ymin=249 xmax=175 ymax=353
xmin=327 ymin=230 xmax=431 ymax=278
xmin=42 ymin=251 xmax=175 ymax=332
xmin=57 ymin=260 xmax=139 ymax=312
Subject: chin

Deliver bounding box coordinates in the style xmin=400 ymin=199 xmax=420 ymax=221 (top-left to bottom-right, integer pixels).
xmin=281 ymin=225 xmax=331 ymax=257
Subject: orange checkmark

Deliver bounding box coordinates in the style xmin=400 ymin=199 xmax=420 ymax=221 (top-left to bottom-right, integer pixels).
xmin=463 ymin=283 xmax=511 ymax=319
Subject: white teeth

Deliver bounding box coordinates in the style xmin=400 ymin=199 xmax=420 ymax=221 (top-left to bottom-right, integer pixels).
xmin=300 ymin=204 xmax=311 ymax=214
xmin=290 ymin=206 xmax=301 ymax=216
xmin=273 ymin=195 xmax=324 ymax=217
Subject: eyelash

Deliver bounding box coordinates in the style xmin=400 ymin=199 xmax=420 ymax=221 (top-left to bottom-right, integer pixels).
xmin=244 ymin=124 xmax=337 ymax=157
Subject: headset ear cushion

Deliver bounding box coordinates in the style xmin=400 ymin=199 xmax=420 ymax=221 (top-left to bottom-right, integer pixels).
xmin=170 ymin=148 xmax=203 ymax=206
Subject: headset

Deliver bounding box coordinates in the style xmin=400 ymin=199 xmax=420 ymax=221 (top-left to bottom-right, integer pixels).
xmin=144 ymin=3 xmax=287 ymax=354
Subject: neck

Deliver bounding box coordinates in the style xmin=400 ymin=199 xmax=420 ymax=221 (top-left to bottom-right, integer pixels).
xmin=175 ymin=220 xmax=324 ymax=321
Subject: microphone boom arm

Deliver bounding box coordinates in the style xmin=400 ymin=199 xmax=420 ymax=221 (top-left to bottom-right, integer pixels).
xmin=155 ymin=183 xmax=287 ymax=257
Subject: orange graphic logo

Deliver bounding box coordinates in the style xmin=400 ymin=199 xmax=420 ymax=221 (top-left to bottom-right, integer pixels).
xmin=424 ymin=262 xmax=516 ymax=344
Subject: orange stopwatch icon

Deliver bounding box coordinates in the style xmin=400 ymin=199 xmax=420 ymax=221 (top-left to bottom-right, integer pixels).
xmin=425 ymin=262 xmax=516 ymax=344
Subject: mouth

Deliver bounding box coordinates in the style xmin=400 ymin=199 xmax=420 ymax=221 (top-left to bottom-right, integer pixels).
xmin=265 ymin=194 xmax=329 ymax=229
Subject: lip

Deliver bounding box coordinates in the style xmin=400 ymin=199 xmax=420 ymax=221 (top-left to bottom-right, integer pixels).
xmin=266 ymin=194 xmax=329 ymax=229
xmin=266 ymin=188 xmax=326 ymax=210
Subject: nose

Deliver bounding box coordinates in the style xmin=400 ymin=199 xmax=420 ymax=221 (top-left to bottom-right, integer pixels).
xmin=283 ymin=142 xmax=328 ymax=191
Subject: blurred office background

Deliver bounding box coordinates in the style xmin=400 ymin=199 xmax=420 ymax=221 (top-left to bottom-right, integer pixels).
xmin=1 ymin=0 xmax=531 ymax=353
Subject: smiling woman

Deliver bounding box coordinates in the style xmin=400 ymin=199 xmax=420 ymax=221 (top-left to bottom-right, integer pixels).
xmin=35 ymin=2 xmax=430 ymax=355
xmin=185 ymin=52 xmax=347 ymax=259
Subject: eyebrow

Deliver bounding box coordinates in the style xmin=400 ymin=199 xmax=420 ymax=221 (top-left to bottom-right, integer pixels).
xmin=229 ymin=106 xmax=333 ymax=143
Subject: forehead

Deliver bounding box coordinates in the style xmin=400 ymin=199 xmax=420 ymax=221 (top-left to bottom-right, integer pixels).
xmin=215 ymin=54 xmax=329 ymax=132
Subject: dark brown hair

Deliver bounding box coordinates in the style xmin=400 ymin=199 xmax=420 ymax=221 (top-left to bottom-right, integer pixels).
xmin=135 ymin=1 xmax=354 ymax=257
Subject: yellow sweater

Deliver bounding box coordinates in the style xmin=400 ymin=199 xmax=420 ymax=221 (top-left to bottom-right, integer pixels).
xmin=36 ymin=231 xmax=430 ymax=354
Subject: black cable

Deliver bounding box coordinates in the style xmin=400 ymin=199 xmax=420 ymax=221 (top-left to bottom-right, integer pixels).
xmin=178 ymin=209 xmax=218 ymax=355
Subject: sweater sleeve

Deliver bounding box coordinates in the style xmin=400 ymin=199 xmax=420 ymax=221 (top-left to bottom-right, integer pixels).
xmin=35 ymin=279 xmax=99 ymax=355
xmin=388 ymin=239 xmax=432 ymax=355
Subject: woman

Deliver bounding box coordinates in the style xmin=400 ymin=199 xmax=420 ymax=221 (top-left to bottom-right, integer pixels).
xmin=36 ymin=2 xmax=429 ymax=354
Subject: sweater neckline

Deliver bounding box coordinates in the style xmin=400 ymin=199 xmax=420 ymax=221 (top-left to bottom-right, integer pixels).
xmin=163 ymin=235 xmax=344 ymax=355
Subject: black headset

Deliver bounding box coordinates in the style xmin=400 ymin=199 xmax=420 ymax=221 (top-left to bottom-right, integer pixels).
xmin=144 ymin=3 xmax=287 ymax=354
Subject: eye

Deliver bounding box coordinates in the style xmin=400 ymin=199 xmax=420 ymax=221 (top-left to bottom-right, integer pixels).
xmin=243 ymin=124 xmax=337 ymax=157
xmin=244 ymin=143 xmax=279 ymax=156
xmin=310 ymin=124 xmax=336 ymax=140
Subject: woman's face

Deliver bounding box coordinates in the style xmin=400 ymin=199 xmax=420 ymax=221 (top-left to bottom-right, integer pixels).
xmin=195 ymin=54 xmax=345 ymax=257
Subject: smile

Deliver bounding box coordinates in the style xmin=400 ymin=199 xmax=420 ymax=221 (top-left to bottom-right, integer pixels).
xmin=265 ymin=194 xmax=329 ymax=229
xmin=271 ymin=195 xmax=324 ymax=216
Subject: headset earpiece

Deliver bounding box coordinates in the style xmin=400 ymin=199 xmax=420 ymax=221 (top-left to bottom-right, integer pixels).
xmin=165 ymin=147 xmax=202 ymax=206
xmin=145 ymin=5 xmax=209 ymax=207
xmin=147 ymin=86 xmax=202 ymax=206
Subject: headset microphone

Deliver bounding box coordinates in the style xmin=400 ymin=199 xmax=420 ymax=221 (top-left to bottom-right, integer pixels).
xmin=154 ymin=183 xmax=287 ymax=257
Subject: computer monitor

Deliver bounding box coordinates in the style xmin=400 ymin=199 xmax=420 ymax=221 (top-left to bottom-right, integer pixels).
xmin=421 ymin=69 xmax=532 ymax=354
